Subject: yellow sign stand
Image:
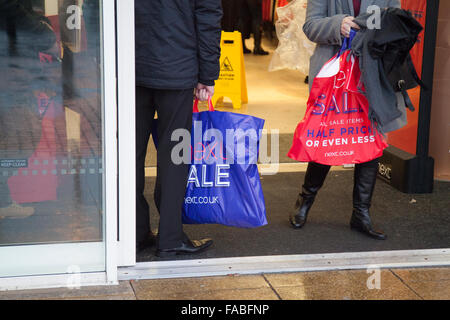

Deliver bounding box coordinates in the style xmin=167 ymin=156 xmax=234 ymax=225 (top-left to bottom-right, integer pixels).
xmin=212 ymin=31 xmax=248 ymax=109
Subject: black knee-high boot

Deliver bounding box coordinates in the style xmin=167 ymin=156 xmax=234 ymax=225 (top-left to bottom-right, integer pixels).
xmin=290 ymin=162 xmax=331 ymax=229
xmin=351 ymin=159 xmax=387 ymax=240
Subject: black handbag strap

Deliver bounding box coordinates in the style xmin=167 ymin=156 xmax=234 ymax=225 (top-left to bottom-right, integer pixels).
xmin=401 ymin=89 xmax=415 ymax=112
xmin=406 ymin=54 xmax=427 ymax=90
xmin=396 ymin=54 xmax=427 ymax=112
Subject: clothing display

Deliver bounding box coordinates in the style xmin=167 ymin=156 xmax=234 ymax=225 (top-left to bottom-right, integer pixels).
xmin=269 ymin=0 xmax=316 ymax=74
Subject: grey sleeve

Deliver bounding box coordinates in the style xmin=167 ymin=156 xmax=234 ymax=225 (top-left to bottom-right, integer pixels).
xmin=302 ymin=0 xmax=348 ymax=46
xmin=387 ymin=0 xmax=401 ymax=9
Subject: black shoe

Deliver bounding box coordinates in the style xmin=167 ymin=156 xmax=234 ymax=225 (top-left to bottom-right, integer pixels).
xmin=136 ymin=233 xmax=157 ymax=253
xmin=350 ymin=211 xmax=387 ymax=240
xmin=156 ymin=238 xmax=213 ymax=258
xmin=253 ymin=47 xmax=269 ymax=55
xmin=243 ymin=46 xmax=252 ymax=54
xmin=304 ymin=76 xmax=309 ymax=84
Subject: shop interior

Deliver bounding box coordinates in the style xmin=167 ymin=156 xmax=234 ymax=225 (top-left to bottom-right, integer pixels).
xmin=137 ymin=1 xmax=450 ymax=262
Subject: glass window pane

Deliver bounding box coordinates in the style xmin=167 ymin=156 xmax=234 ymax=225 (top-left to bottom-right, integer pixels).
xmin=0 ymin=0 xmax=105 ymax=276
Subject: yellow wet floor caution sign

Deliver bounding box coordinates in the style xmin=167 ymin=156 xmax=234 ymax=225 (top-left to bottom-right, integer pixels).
xmin=212 ymin=31 xmax=248 ymax=109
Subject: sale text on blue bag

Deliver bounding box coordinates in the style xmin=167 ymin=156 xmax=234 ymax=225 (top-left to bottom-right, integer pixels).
xmin=171 ymin=118 xmax=280 ymax=179
xmin=172 ymin=121 xmax=261 ymax=166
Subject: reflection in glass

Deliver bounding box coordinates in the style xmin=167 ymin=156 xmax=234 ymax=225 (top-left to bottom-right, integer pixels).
xmin=0 ymin=0 xmax=103 ymax=246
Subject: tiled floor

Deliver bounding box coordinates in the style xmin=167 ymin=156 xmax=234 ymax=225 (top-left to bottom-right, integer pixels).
xmin=1 ymin=267 xmax=449 ymax=300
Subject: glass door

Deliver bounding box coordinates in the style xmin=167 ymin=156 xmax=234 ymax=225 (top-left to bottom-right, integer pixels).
xmin=0 ymin=0 xmax=117 ymax=279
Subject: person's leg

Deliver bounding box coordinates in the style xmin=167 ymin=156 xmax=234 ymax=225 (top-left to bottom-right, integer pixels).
xmin=351 ymin=158 xmax=386 ymax=240
xmin=242 ymin=34 xmax=252 ymax=54
xmin=231 ymin=0 xmax=240 ymax=31
xmin=290 ymin=162 xmax=331 ymax=229
xmin=240 ymin=0 xmax=252 ymax=54
xmin=221 ymin=0 xmax=237 ymax=32
xmin=152 ymin=89 xmax=194 ymax=250
xmin=135 ymin=86 xmax=156 ymax=245
xmin=153 ymin=89 xmax=213 ymax=256
xmin=248 ymin=0 xmax=268 ymax=55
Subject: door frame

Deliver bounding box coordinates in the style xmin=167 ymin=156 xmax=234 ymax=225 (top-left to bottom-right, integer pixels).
xmin=116 ymin=0 xmax=137 ymax=267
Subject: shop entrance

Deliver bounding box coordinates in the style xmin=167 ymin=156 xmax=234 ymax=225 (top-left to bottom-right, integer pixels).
xmin=122 ymin=0 xmax=450 ymax=276
xmin=134 ymin=36 xmax=450 ymax=265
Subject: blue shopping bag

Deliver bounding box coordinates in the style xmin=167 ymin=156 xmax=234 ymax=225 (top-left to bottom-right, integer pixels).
xmin=152 ymin=99 xmax=267 ymax=228
xmin=184 ymin=99 xmax=267 ymax=228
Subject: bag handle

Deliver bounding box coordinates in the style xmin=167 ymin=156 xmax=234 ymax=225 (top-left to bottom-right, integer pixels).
xmin=193 ymin=97 xmax=215 ymax=113
xmin=338 ymin=29 xmax=357 ymax=57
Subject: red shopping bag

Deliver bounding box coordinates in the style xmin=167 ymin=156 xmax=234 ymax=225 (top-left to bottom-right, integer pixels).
xmin=288 ymin=36 xmax=388 ymax=166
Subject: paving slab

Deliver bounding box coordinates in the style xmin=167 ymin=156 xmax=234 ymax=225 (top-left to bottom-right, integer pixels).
xmin=264 ymin=270 xmax=362 ymax=287
xmin=273 ymin=283 xmax=420 ymax=300
xmin=265 ymin=270 xmax=422 ymax=300
xmin=391 ymin=267 xmax=450 ymax=282
xmin=130 ymin=275 xmax=270 ymax=300
xmin=401 ymin=280 xmax=450 ymax=300
xmin=133 ymin=287 xmax=279 ymax=300
xmin=390 ymin=268 xmax=450 ymax=300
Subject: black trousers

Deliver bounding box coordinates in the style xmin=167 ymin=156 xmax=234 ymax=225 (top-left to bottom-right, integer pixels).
xmin=136 ymin=86 xmax=193 ymax=250
xmin=305 ymin=158 xmax=380 ymax=199
xmin=240 ymin=0 xmax=263 ymax=47
xmin=221 ymin=0 xmax=240 ymax=32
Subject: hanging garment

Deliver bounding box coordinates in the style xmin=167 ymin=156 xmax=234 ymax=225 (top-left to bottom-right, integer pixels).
xmin=269 ymin=0 xmax=315 ymax=75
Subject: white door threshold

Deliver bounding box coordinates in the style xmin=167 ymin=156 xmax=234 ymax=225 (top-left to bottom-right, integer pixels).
xmin=118 ymin=248 xmax=450 ymax=281
xmin=0 ymin=272 xmax=113 ymax=292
